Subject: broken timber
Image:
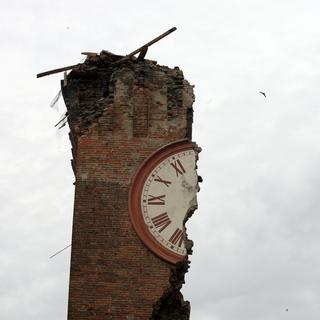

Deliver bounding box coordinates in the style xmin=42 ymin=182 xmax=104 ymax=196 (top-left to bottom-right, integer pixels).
xmin=36 ymin=27 xmax=177 ymax=78
xmin=113 ymin=27 xmax=176 ymax=64
xmin=37 ymin=64 xmax=80 ymax=78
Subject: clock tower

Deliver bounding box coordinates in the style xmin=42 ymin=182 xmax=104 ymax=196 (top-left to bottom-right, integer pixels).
xmin=61 ymin=50 xmax=200 ymax=319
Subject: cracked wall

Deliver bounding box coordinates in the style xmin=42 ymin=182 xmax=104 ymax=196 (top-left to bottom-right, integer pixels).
xmin=62 ymin=51 xmax=199 ymax=320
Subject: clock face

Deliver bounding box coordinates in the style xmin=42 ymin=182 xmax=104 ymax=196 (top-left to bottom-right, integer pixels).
xmin=128 ymin=140 xmax=198 ymax=264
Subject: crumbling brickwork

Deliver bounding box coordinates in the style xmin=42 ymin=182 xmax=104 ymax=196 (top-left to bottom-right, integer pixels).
xmin=62 ymin=51 xmax=197 ymax=320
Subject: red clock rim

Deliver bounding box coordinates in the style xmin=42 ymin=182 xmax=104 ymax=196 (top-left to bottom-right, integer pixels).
xmin=128 ymin=139 xmax=194 ymax=264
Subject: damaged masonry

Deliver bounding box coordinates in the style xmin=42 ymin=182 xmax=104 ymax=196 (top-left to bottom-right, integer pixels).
xmin=40 ymin=29 xmax=201 ymax=319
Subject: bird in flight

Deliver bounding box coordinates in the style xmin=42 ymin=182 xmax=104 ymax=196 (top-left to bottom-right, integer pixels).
xmin=259 ymin=91 xmax=266 ymax=97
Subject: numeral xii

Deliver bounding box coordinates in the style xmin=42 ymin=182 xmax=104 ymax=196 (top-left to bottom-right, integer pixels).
xmin=170 ymin=159 xmax=186 ymax=177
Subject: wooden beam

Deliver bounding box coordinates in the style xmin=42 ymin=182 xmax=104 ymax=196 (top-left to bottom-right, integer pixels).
xmin=128 ymin=27 xmax=176 ymax=57
xmin=81 ymin=52 xmax=98 ymax=57
xmin=137 ymin=46 xmax=148 ymax=61
xmin=36 ymin=64 xmax=79 ymax=78
xmin=113 ymin=27 xmax=177 ymax=64
xmin=37 ymin=27 xmax=177 ymax=78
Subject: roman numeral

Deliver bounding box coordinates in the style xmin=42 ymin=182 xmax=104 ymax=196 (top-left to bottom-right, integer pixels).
xmin=148 ymin=194 xmax=166 ymax=205
xmin=170 ymin=159 xmax=186 ymax=177
xmin=151 ymin=213 xmax=172 ymax=232
xmin=154 ymin=175 xmax=172 ymax=187
xmin=169 ymin=228 xmax=184 ymax=247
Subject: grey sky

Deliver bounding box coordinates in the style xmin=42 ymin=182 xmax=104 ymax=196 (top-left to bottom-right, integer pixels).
xmin=1 ymin=0 xmax=320 ymax=319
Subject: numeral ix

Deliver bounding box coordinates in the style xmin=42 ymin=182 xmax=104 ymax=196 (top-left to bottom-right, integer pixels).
xmin=148 ymin=194 xmax=166 ymax=205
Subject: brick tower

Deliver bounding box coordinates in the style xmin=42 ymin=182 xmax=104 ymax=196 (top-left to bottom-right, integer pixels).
xmin=61 ymin=51 xmax=200 ymax=320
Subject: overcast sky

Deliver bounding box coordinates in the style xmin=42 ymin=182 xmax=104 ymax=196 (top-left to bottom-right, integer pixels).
xmin=1 ymin=0 xmax=320 ymax=319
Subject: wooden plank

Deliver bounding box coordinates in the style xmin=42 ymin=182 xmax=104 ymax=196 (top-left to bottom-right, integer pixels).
xmin=36 ymin=64 xmax=79 ymax=78
xmin=127 ymin=27 xmax=176 ymax=57
xmin=37 ymin=27 xmax=177 ymax=78
xmin=81 ymin=52 xmax=98 ymax=56
xmin=113 ymin=27 xmax=177 ymax=64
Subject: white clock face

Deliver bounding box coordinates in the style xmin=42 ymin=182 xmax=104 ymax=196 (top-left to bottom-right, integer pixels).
xmin=141 ymin=149 xmax=198 ymax=256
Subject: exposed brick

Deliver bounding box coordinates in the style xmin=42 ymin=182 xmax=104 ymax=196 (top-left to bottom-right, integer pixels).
xmin=61 ymin=51 xmax=197 ymax=320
